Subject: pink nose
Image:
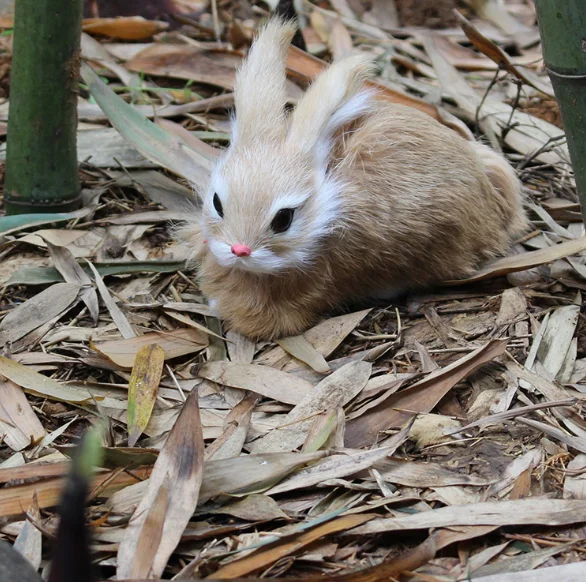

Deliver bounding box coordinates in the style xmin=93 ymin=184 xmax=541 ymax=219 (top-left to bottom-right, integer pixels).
xmin=231 ymin=244 xmax=251 ymax=257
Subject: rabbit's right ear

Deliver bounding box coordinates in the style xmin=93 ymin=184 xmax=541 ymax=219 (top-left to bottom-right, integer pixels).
xmin=232 ymin=18 xmax=296 ymax=145
xmin=287 ymin=54 xmax=375 ymax=167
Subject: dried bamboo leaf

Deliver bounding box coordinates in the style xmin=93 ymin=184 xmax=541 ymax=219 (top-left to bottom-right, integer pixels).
xmin=0 ymin=380 xmax=46 ymax=451
xmin=267 ymin=438 xmax=405 ymax=497
xmin=535 ymin=305 xmax=580 ymax=379
xmin=45 ymin=240 xmax=99 ymax=324
xmin=127 ymin=344 xmax=165 ymax=447
xmin=13 ymin=495 xmax=42 ymax=571
xmin=277 ymin=335 xmax=331 ymax=374
xmin=345 ymin=339 xmax=508 ymax=447
xmin=454 ymin=12 xmax=554 ymax=98
xmin=196 ymin=361 xmax=313 ymax=405
xmin=471 ymin=561 xmax=586 ymax=582
xmin=373 ymin=459 xmax=491 ymax=488
xmin=249 ymin=361 xmax=372 ymax=453
xmin=0 ymin=468 xmax=151 ymax=518
xmin=117 ymin=388 xmax=204 ymax=579
xmin=106 ymin=451 xmax=327 ymax=514
xmin=447 ymin=237 xmax=586 ymax=284
xmin=0 ymin=283 xmax=80 ymax=347
xmin=268 ymin=447 xmax=391 ymax=496
xmin=349 ymin=498 xmax=586 ymax=535
xmin=83 ymin=16 xmax=169 ymax=40
xmin=205 ymin=393 xmax=259 ymax=461
xmin=91 ymin=328 xmax=208 ymax=368
xmin=86 ymin=261 xmax=135 ymax=339
xmin=226 ymin=329 xmax=256 ymax=364
xmin=208 ymin=494 xmax=289 ymax=522
xmin=0 ymin=357 xmax=98 ymax=404
xmin=209 ymin=513 xmax=374 ymax=579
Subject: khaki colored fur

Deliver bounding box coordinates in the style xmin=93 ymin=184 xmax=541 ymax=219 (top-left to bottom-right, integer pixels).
xmin=177 ymin=19 xmax=528 ymax=340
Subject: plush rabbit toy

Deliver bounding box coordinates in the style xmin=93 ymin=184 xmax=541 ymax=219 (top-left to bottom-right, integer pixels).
xmin=178 ymin=18 xmax=527 ymax=340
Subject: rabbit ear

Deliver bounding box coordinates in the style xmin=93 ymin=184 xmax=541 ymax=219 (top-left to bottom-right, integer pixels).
xmin=232 ymin=18 xmax=296 ymax=144
xmin=287 ymin=54 xmax=375 ymax=165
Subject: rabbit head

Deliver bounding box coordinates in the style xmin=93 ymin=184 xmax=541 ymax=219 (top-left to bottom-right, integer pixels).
xmin=200 ymin=18 xmax=375 ymax=274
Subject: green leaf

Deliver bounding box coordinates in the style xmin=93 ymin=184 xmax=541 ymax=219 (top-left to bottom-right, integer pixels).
xmin=6 ymin=260 xmax=187 ymax=286
xmin=80 ymin=62 xmax=213 ymax=189
xmin=0 ymin=207 xmax=93 ymax=236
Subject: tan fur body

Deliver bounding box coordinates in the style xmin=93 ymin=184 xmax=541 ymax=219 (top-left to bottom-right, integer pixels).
xmin=178 ymin=20 xmax=528 ymax=340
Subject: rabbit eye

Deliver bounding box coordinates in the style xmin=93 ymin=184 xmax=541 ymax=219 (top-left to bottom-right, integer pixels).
xmin=271 ymin=208 xmax=295 ymax=233
xmin=213 ymin=193 xmax=224 ymax=218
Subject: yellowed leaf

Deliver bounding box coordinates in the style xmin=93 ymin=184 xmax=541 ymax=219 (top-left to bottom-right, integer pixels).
xmin=127 ymin=344 xmax=165 ymax=447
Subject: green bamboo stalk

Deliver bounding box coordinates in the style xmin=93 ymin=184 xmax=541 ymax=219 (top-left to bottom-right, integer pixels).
xmin=4 ymin=0 xmax=83 ymax=214
xmin=534 ymin=1 xmax=586 ymax=223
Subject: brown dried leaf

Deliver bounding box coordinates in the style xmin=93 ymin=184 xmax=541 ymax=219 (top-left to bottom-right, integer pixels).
xmin=126 ymin=44 xmax=239 ymax=89
xmin=447 ymin=237 xmax=586 ymax=284
xmin=454 ymin=11 xmax=554 ymax=98
xmin=117 ymin=388 xmax=204 ymax=579
xmin=83 ymin=17 xmax=169 ymax=40
xmin=0 ymin=467 xmax=151 ymax=518
xmin=209 ymin=513 xmax=374 ymax=579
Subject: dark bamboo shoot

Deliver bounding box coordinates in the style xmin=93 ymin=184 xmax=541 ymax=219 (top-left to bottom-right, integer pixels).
xmin=4 ymin=0 xmax=83 ymax=214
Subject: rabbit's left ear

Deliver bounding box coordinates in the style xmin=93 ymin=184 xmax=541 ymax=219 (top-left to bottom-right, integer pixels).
xmin=287 ymin=53 xmax=375 ymax=167
xmin=232 ymin=18 xmax=296 ymax=145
